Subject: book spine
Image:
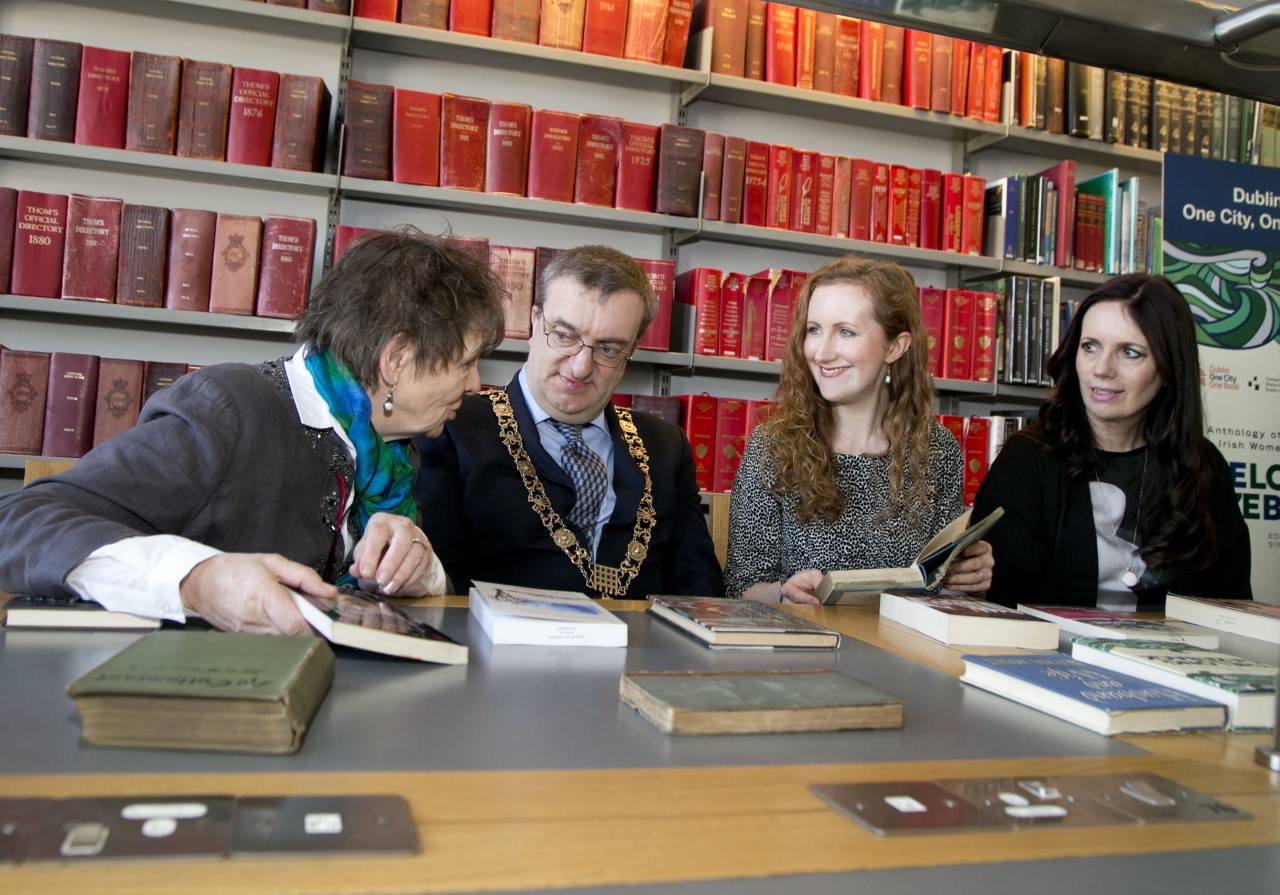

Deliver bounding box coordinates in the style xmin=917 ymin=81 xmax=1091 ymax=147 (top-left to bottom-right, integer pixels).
xmin=0 ymin=187 xmax=14 ymax=293
xmin=449 ymin=0 xmax=493 ymax=35
xmin=487 ymin=245 xmax=536 ymax=339
xmin=811 ymin=12 xmax=836 ymax=93
xmin=887 ymin=164 xmax=909 ymax=245
xmin=680 ymin=392 xmax=717 ymax=491
xmin=271 ymin=74 xmax=331 ymax=172
xmin=623 ymin=0 xmax=669 ymax=64
xmin=849 ymin=158 xmax=872 ymax=241
xmin=614 ymin=121 xmax=659 ymax=212
xmin=675 ymin=267 xmax=721 ymax=356
xmin=700 ymin=131 xmax=725 ymax=221
xmin=255 ymin=215 xmax=317 ymax=319
xmin=962 ymin=416 xmax=990 ymax=506
xmin=741 ymin=140 xmax=770 ymax=227
xmin=164 ymin=208 xmax=218 ymax=312
xmin=61 ymin=194 xmax=123 ymax=303
xmin=707 ymin=0 xmax=749 ymax=77
xmin=832 ymin=15 xmax=859 ymax=97
xmin=744 ymin=0 xmax=766 ymax=80
xmin=27 ymin=38 xmax=81 ymax=142
xmin=635 ymin=257 xmax=675 ymax=351
xmin=142 ymin=361 xmax=188 ymax=405
xmin=740 ymin=273 xmax=769 ymax=360
xmin=929 ymin=34 xmax=952 ymax=113
xmin=918 ymin=286 xmax=946 ymax=378
xmin=209 ymin=214 xmax=262 ymax=315
xmin=539 ymin=0 xmax=587 ymax=51
xmin=763 ymin=269 xmax=795 ymax=362
xmin=970 ymin=290 xmax=999 ymax=383
xmin=484 ymin=100 xmax=532 ymax=196
xmin=398 ymin=0 xmax=448 ymax=27
xmin=815 ymin=153 xmax=835 ymax=236
xmin=718 ymin=271 xmax=745 ymax=357
xmin=11 ymin=190 xmax=69 ymax=299
xmin=902 ymin=29 xmax=931 ymax=110
xmin=869 ymin=162 xmax=889 ymax=243
xmin=73 ymin=46 xmax=130 ymax=149
xmin=764 ymin=3 xmax=796 ymax=87
xmin=831 ymin=155 xmax=852 ymax=239
xmin=711 ymin=396 xmax=748 ymax=493
xmin=114 ymin=204 xmax=170 ymax=308
xmin=41 ymin=352 xmax=100 ymax=459
xmin=942 ymin=288 xmax=974 ymax=380
xmin=0 ymin=34 xmax=34 ymax=136
xmin=355 ymin=0 xmax=398 ymax=16
xmin=527 ymin=108 xmax=581 ymax=203
xmin=960 ymin=174 xmax=985 ymax=255
xmin=581 ymin=0 xmax=627 ymax=57
xmin=655 ymin=124 xmax=706 ymax=217
xmin=794 ymin=8 xmax=816 ymax=91
xmin=919 ymin=167 xmax=942 ymax=251
xmin=879 ymin=24 xmax=904 ymax=106
xmin=0 ymin=348 xmax=51 ymax=454
xmin=392 ymin=88 xmax=441 ymax=186
xmin=766 ymin=144 xmax=791 ymax=229
xmin=491 ymin=0 xmax=541 ymax=43
xmin=857 ymin=19 xmax=882 ymax=101
xmin=950 ymin=39 xmax=970 ymax=116
xmin=663 ymin=0 xmax=695 ymax=67
xmin=984 ymin=44 xmax=1003 ymax=122
xmin=342 ymin=80 xmax=394 ymax=180
xmin=125 ymin=52 xmax=181 ymax=154
xmin=330 ymin=224 xmax=370 ymax=265
xmin=720 ymin=135 xmax=747 ymax=224
xmin=225 ymin=68 xmax=281 ymax=167
xmin=175 ymin=59 xmax=232 ymax=160
xmin=573 ymin=114 xmax=623 ymax=206
xmin=789 ymin=149 xmax=818 ymax=233
xmin=92 ymin=357 xmax=145 ymax=448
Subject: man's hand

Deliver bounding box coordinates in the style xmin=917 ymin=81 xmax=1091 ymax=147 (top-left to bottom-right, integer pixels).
xmin=350 ymin=512 xmax=446 ymax=597
xmin=179 ymin=553 xmax=336 ymax=635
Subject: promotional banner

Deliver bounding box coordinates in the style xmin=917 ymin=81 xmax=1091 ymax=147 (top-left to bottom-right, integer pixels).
xmin=1163 ymin=153 xmax=1280 ymax=601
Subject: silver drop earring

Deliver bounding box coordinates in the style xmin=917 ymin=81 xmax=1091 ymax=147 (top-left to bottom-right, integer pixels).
xmin=382 ymin=385 xmax=395 ymax=413
xmin=883 ymin=365 xmax=892 ymax=385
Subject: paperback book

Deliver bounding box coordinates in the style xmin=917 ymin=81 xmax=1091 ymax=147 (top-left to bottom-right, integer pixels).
xmin=290 ymin=587 xmax=468 ymax=665
xmin=879 ymin=593 xmax=1059 ymax=649
xmin=647 ymin=595 xmax=840 ymax=649
xmin=3 ymin=593 xmax=161 ymax=631
xmin=469 ymin=581 xmax=628 ymax=647
xmin=1016 ymin=604 xmax=1220 ymax=649
xmin=1164 ymin=595 xmax=1280 ymax=645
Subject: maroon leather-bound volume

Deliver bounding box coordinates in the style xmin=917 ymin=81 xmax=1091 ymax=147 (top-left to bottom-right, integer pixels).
xmin=41 ymin=352 xmax=99 ymax=459
xmin=225 ymin=68 xmax=280 ymax=167
xmin=983 ymin=44 xmax=1003 ymax=123
xmin=573 ymin=113 xmax=623 ymax=207
xmin=789 ymin=148 xmax=817 ymax=233
xmin=491 ymin=0 xmax=540 ymax=43
xmin=61 ymin=194 xmax=123 ymax=303
xmin=399 ymin=0 xmax=447 ymax=27
xmin=0 ymin=187 xmax=15 ymax=293
xmin=164 ymin=207 xmax=218 ymax=312
xmin=719 ymin=135 xmax=746 ymax=224
xmin=815 ymin=153 xmax=835 ymax=236
xmin=539 ymin=0 xmax=587 ymax=51
xmin=439 ymin=93 xmax=489 ymax=192
xmin=833 ymin=14 xmax=859 ymax=97
xmin=812 ymin=12 xmax=836 ymax=92
xmin=582 ymin=0 xmax=627 ymax=57
xmin=740 ymin=271 xmax=768 ymax=360
xmin=655 ymin=124 xmax=705 ymax=217
xmin=125 ymin=52 xmax=181 ymax=154
xmin=831 ymin=155 xmax=852 ymax=239
xmin=763 ymin=3 xmax=796 ymax=86
xmin=679 ymin=393 xmax=716 ymax=492
xmin=630 ymin=394 xmax=681 ymax=426
xmin=342 ymin=80 xmax=393 ymax=180
xmin=971 ymin=290 xmax=999 ymax=382
xmin=941 ymin=172 xmax=963 ymax=252
xmin=744 ymin=0 xmax=766 ymax=80
xmin=960 ymin=173 xmax=985 ymax=255
xmin=0 ymin=34 xmax=34 ymax=137
xmin=918 ymin=286 xmax=945 ymax=377
xmin=901 ymin=29 xmax=931 ymax=110
xmin=443 ymin=234 xmax=490 ymax=264
xmin=209 ymin=213 xmax=262 ymax=315
xmin=663 ymin=0 xmax=695 ymax=67
xmin=532 ymin=245 xmax=564 ymax=306
xmin=794 ymin=8 xmax=816 ymax=90
xmin=929 ymin=34 xmax=953 ymax=113
xmin=849 ymin=157 xmax=872 ymax=241
xmin=622 ymin=0 xmax=669 ymax=65
xmin=485 ymin=100 xmax=532 ymax=196
xmin=332 ymin=224 xmax=373 ymax=265
xmin=741 ymin=140 xmax=769 ymax=227
xmin=887 ymin=164 xmax=909 ymax=245
xmin=942 ymin=288 xmax=974 ymax=380
xmin=711 ymin=395 xmax=747 ymax=493
xmin=905 ymin=166 xmax=922 ymax=247
xmin=717 ymin=271 xmax=744 ymax=357
xmin=73 ymin=45 xmax=130 ymax=149
xmin=879 ymin=24 xmax=904 ymax=106
xmin=0 ymin=348 xmax=51 ymax=455
xmin=965 ymin=41 xmax=987 ymax=120
xmin=27 ymin=38 xmax=82 ymax=142
xmin=635 ymin=257 xmax=675 ymax=352
xmin=115 ymin=204 xmax=170 ymax=308
xmin=175 ymin=59 xmax=232 ymax=160
xmin=919 ymin=168 xmax=942 ymax=251
xmin=143 ymin=361 xmax=188 ymax=406
xmin=857 ymin=19 xmax=882 ymax=102
xmin=392 ymin=88 xmax=440 ymax=186
xmin=757 ymin=267 xmax=802 ymax=362
xmin=92 ymin=357 xmax=145 ymax=448
xmin=308 ymin=0 xmax=353 ymax=12
xmin=11 ymin=191 xmax=69 ymax=299
xmin=488 ymin=244 xmax=536 ymax=339
xmin=765 ymin=143 xmax=791 ymax=230
xmin=675 ymin=267 xmax=720 ymax=356
xmin=614 ymin=122 xmax=659 ymax=212
xmin=869 ymin=162 xmax=890 ymax=242
xmin=527 ymin=108 xmax=580 ymax=203
xmin=255 ymin=215 xmax=317 ymax=319
xmin=700 ymin=131 xmax=724 ymax=221
xmin=355 ymin=0 xmax=398 ymax=20
xmin=950 ymin=39 xmax=971 ymax=117
xmin=449 ymin=0 xmax=493 ymax=35
xmin=705 ymin=0 xmax=748 ymax=76
xmin=271 ymin=74 xmax=331 ymax=172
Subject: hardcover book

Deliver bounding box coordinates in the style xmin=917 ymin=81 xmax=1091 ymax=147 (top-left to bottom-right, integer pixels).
xmin=741 ymin=140 xmax=770 ymax=227
xmin=712 ymin=395 xmax=747 ymax=492
xmin=718 ymin=271 xmax=745 ymax=357
xmin=11 ymin=190 xmax=69 ymax=299
xmin=41 ymin=352 xmax=100 ymax=459
xmin=225 ymin=67 xmax=280 ymax=167
xmin=573 ymin=114 xmax=624 ymax=206
xmin=581 ymin=0 xmax=627 ymax=57
xmin=491 ymin=0 xmax=541 ymax=43
xmin=763 ymin=2 xmax=796 ymax=86
xmin=700 ymin=131 xmax=725 ymax=221
xmin=484 ymin=100 xmax=532 ymax=196
xmin=255 ymin=215 xmax=317 ymax=319
xmin=469 ymin=580 xmax=628 ymax=647
xmin=399 ymin=0 xmax=448 ymax=27
xmin=73 ymin=45 xmax=130 ymax=149
xmin=291 ymin=587 xmax=469 ymax=664
xmin=143 ymin=361 xmax=187 ymax=405
xmin=27 ymin=38 xmax=82 ymax=142
xmin=705 ymin=0 xmax=749 ymax=76
xmin=960 ymin=653 xmax=1228 ymax=736
xmin=655 ymin=124 xmax=706 ymax=217
xmin=92 ymin=357 xmax=145 ymax=447
xmin=879 ymin=23 xmax=904 ymax=105
xmin=675 ymin=266 xmax=721 ymax=356
xmin=115 ymin=204 xmax=170 ymax=308
xmin=816 ymin=507 xmax=1005 ymax=603
xmin=0 ymin=186 xmax=15 ymax=293
xmin=1016 ymin=605 xmax=1221 ymax=649
xmin=622 ymin=0 xmax=669 ymax=65
xmin=680 ymin=392 xmax=716 ymax=490
xmin=832 ymin=14 xmax=860 ymax=96
xmin=1069 ymin=637 xmax=1277 ymax=731
xmin=744 ymin=0 xmax=766 ymax=79
xmin=0 ymin=34 xmax=34 ymax=136
xmin=449 ymin=0 xmax=493 ymax=35
xmin=1164 ymin=595 xmax=1280 ymax=645
xmin=271 ymin=74 xmax=331 ymax=172
xmin=61 ymin=194 xmax=123 ymax=303
xmin=879 ymin=592 xmax=1058 ymax=649
xmin=527 ymin=108 xmax=581 ymax=202
xmin=539 ymin=0 xmax=588 ymax=51
xmin=811 ymin=11 xmax=836 ymax=92
xmin=765 ymin=144 xmax=791 ymax=229
xmin=209 ymin=213 xmax=262 ymax=315
xmin=342 ymin=80 xmax=394 ymax=181
xmin=789 ymin=149 xmax=818 ymax=233
xmin=647 ymin=595 xmax=840 ymax=649
xmin=3 ymin=593 xmax=160 ymax=631
xmin=663 ymin=0 xmax=695 ymax=67
xmin=0 ymin=348 xmax=51 ymax=454
xmin=614 ymin=121 xmax=659 ymax=212
xmin=164 ymin=208 xmax=218 ymax=312
xmin=620 ymin=669 xmax=901 ymax=735
xmin=66 ymin=630 xmax=335 ymax=754
xmin=439 ymin=93 xmax=490 ymax=192
xmin=355 ymin=0 xmax=398 ymax=17
xmin=175 ymin=59 xmax=232 ymax=160
xmin=635 ymin=257 xmax=675 ymax=351
xmin=720 ymin=135 xmax=747 ymax=223
xmin=488 ymin=245 xmax=536 ymax=338
xmin=125 ymin=52 xmax=181 ymax=154
xmin=392 ymin=88 xmax=441 ymax=185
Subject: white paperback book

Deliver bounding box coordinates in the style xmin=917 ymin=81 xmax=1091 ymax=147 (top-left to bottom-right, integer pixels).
xmin=469 ymin=581 xmax=628 ymax=647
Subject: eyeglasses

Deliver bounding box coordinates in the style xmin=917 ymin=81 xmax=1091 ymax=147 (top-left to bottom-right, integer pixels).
xmin=542 ymin=324 xmax=632 ymax=369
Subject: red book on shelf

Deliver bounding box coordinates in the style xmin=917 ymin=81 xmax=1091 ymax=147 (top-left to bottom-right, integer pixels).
xmin=833 ymin=14 xmax=859 ymax=97
xmin=869 ymin=162 xmax=889 ymax=243
xmin=532 ymin=246 xmax=564 ymax=306
xmin=984 ymin=44 xmax=1003 ymax=123
xmin=11 ymin=191 xmax=69 ymax=299
xmin=41 ymin=352 xmax=99 ymax=459
xmin=539 ymin=0 xmax=587 ymax=51
xmin=490 ymin=0 xmax=540 ymax=43
xmin=794 ymin=8 xmax=816 ymax=91
xmin=766 ymin=144 xmax=791 ymax=230
xmin=0 ymin=348 xmax=51 ymax=455
xmin=574 ymin=114 xmax=624 ymax=206
xmin=115 ymin=205 xmax=170 ymax=308
xmin=712 ymin=395 xmax=748 ymax=493
xmin=527 ymin=108 xmax=580 ymax=203
xmin=905 ymin=166 xmax=923 ymax=248
xmin=209 ymin=213 xmax=262 ymax=316
xmin=960 ymin=173 xmax=985 ymax=255
xmin=0 ymin=34 xmax=34 ymax=137
xmin=255 ymin=215 xmax=317 ymax=319
xmin=941 ymin=172 xmax=964 ymax=252
xmin=756 ymin=268 xmax=799 ymax=362
xmin=342 ymin=80 xmax=394 ymax=180
xmin=720 ymin=135 xmax=746 ymax=224
xmin=879 ymin=24 xmax=904 ymax=106
xmin=271 ymin=74 xmax=331 ymax=173
xmin=831 ymin=155 xmax=852 ymax=239
xmin=746 ymin=398 xmax=772 ymax=431
xmin=441 ymin=234 xmax=490 ymax=265
xmin=815 ymin=153 xmax=835 ymax=236
xmin=937 ymin=413 xmax=965 ymax=447
xmin=929 ymin=34 xmax=953 ymax=113
xmin=675 ymin=267 xmax=721 ymax=356
xmin=655 ymin=124 xmax=705 ymax=217
xmin=1036 ymin=159 xmax=1076 ymax=268
xmin=623 ymin=0 xmax=669 ymax=65
xmin=902 ymin=29 xmax=931 ymax=110
xmin=488 ymin=245 xmax=536 ymax=339
xmin=165 ymin=208 xmax=218 ymax=312
xmin=679 ymin=393 xmax=717 ymax=492
xmin=630 ymin=394 xmax=681 ymax=425
xmin=125 ymin=52 xmax=181 ymax=154
xmin=226 ymin=68 xmax=280 ymax=167
xmin=615 ymin=121 xmax=659 ymax=212
xmin=27 ymin=38 xmax=82 ymax=143
xmin=74 ymin=45 xmax=130 ymax=149
xmin=61 ymin=194 xmax=123 ymax=303
xmin=582 ymin=0 xmax=627 ymax=57
xmin=744 ymin=0 xmax=767 ymax=80
xmin=942 ymin=288 xmax=975 ymax=380
xmin=919 ymin=168 xmax=942 ymax=250
xmin=354 ymin=0 xmax=398 ymax=19
xmin=887 ymin=164 xmax=910 ymax=245
xmin=0 ymin=187 xmax=15 ymax=293
xmin=812 ymin=12 xmax=836 ymax=93
xmin=857 ymin=19 xmax=882 ymax=102
xmin=400 ymin=0 xmax=448 ymax=27
xmin=700 ymin=132 xmax=724 ymax=221
xmin=331 ymin=225 xmax=372 ymax=265
xmin=918 ymin=286 xmax=945 ymax=378
xmin=439 ymin=93 xmax=489 ymax=192
xmin=962 ymin=415 xmax=990 ymax=506
xmin=92 ymin=357 xmax=145 ymax=448
xmin=636 ymin=257 xmax=675 ymax=352
xmin=718 ymin=271 xmax=745 ymax=357
xmin=740 ymin=271 xmax=769 ymax=360
xmin=849 ymin=157 xmax=872 ymax=241
xmin=789 ymin=149 xmax=817 ymax=233
xmin=971 ymin=290 xmax=999 ymax=383
xmin=742 ymin=140 xmax=770 ymax=227
xmin=764 ymin=3 xmax=797 ymax=86
xmin=175 ymin=59 xmax=232 ymax=161
xmin=965 ymin=41 xmax=987 ymax=120
xmin=392 ymin=88 xmax=441 ymax=186
xmin=449 ymin=0 xmax=492 ymax=35
xmin=705 ymin=0 xmax=750 ymax=76
xmin=485 ymin=100 xmax=532 ymax=196
xmin=663 ymin=0 xmax=695 ymax=67
xmin=143 ymin=361 xmax=188 ymax=406
xmin=950 ymin=39 xmax=970 ymax=116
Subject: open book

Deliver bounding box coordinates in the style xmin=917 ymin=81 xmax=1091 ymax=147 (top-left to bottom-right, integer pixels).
xmin=290 ymin=587 xmax=468 ymax=665
xmin=816 ymin=507 xmax=1004 ymax=604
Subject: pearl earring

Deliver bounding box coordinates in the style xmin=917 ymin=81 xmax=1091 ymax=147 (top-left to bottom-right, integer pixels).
xmin=382 ymin=386 xmax=395 ymax=413
xmin=883 ymin=365 xmax=892 ymax=385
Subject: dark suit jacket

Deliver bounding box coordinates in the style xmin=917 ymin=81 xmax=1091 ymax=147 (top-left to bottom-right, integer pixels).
xmin=414 ymin=378 xmax=723 ymax=598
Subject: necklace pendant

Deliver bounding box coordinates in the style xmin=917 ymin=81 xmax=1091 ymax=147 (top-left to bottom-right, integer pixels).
xmin=1122 ymin=569 xmax=1140 ymax=588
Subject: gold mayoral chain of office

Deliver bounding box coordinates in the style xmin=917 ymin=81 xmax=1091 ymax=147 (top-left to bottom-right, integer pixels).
xmin=488 ymin=388 xmax=655 ymax=598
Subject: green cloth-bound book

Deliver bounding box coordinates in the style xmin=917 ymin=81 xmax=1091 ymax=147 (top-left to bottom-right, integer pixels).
xmin=66 ymin=630 xmax=334 ymax=754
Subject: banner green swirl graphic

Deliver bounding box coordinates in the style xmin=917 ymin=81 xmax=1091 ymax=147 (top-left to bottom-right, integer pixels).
xmin=1164 ymin=241 xmax=1280 ymax=351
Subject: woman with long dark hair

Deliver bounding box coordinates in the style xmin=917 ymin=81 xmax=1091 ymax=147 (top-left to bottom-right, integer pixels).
xmin=972 ymin=273 xmax=1251 ymax=610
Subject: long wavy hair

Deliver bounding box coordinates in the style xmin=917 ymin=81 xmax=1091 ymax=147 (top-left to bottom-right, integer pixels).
xmin=1033 ymin=273 xmax=1220 ymax=571
xmin=760 ymin=255 xmax=937 ymax=526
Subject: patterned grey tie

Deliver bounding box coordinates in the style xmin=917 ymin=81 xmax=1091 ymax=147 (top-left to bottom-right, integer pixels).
xmin=551 ymin=420 xmax=608 ymax=539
